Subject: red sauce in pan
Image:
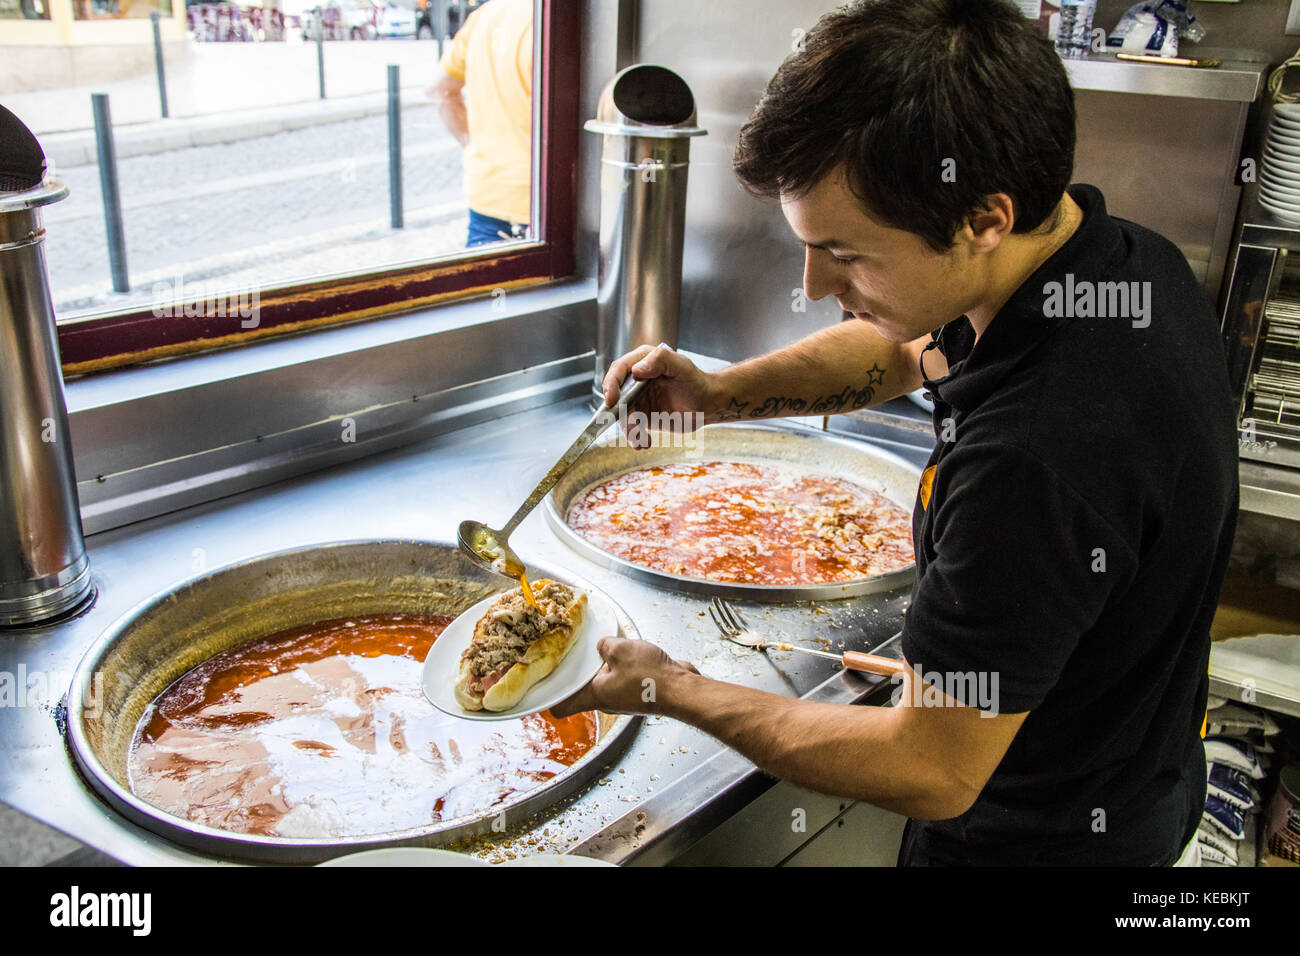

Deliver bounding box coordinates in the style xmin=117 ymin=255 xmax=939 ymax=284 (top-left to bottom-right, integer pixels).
xmin=127 ymin=614 xmax=598 ymax=838
xmin=567 ymin=460 xmax=913 ymax=585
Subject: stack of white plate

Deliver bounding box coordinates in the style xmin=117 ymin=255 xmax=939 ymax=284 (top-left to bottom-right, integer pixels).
xmin=1262 ymin=103 xmax=1300 ymax=225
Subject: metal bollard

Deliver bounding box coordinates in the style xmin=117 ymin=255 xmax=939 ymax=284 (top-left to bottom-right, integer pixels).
xmin=316 ymin=12 xmax=326 ymax=100
xmin=150 ymin=12 xmax=169 ymax=119
xmin=90 ymin=93 xmax=128 ymax=294
xmin=388 ymin=64 xmax=403 ymax=229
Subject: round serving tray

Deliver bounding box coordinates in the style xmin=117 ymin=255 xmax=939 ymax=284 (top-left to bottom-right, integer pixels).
xmin=64 ymin=539 xmax=641 ymax=864
xmin=544 ymin=424 xmax=922 ymax=602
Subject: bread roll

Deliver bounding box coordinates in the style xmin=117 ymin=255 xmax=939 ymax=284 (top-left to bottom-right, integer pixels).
xmin=455 ymin=580 xmax=586 ymax=712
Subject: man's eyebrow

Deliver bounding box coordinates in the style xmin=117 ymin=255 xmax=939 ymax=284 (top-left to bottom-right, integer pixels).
xmin=798 ymin=236 xmax=854 ymax=250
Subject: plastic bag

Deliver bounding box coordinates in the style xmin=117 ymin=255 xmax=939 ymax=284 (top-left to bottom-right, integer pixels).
xmin=1202 ymin=794 xmax=1247 ymax=841
xmin=1106 ymin=0 xmax=1206 ymax=57
xmin=1204 ymin=737 xmax=1267 ymax=780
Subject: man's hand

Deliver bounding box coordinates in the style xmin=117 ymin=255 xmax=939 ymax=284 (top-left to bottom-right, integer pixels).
xmin=551 ymin=636 xmax=701 ymax=718
xmin=601 ymin=345 xmax=721 ymax=447
xmin=602 ymin=323 xmax=935 ymax=444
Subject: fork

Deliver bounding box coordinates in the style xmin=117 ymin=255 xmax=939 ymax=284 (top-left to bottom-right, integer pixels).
xmin=708 ymin=597 xmax=905 ymax=678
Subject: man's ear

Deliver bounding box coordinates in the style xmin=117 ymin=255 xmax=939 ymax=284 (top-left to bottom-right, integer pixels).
xmin=962 ymin=194 xmax=1015 ymax=254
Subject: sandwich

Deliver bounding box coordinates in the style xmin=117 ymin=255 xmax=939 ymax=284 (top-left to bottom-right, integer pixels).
xmin=454 ymin=579 xmax=586 ymax=712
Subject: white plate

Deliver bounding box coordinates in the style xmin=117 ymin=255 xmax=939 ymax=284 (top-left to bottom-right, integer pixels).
xmin=1259 ymin=176 xmax=1300 ymax=200
xmin=1273 ymin=114 xmax=1300 ymax=132
xmin=318 ymin=848 xmax=488 ymax=867
xmin=1260 ymin=196 xmax=1300 ymax=225
xmin=497 ymin=853 xmax=617 ymax=867
xmin=1260 ymin=166 xmax=1300 ymax=188
xmin=1275 ymin=102 xmax=1300 ymax=121
xmin=1259 ymin=194 xmax=1300 ymax=217
xmin=421 ymin=587 xmax=618 ymax=721
xmin=1269 ymin=136 xmax=1300 ymax=155
xmin=1263 ymin=152 xmax=1300 ymax=176
xmin=1264 ymin=150 xmax=1300 ymax=174
xmin=1262 ymin=160 xmax=1300 ymax=178
xmin=1268 ymin=141 xmax=1300 ymax=159
xmin=1259 ymin=184 xmax=1300 ymax=210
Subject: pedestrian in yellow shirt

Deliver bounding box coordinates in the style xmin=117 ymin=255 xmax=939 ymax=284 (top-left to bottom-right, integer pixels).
xmin=426 ymin=0 xmax=533 ymax=247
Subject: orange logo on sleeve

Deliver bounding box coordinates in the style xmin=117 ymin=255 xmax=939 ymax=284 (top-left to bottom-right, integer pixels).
xmin=919 ymin=465 xmax=936 ymax=511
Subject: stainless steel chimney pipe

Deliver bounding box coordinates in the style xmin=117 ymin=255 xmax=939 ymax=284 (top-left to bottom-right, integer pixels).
xmin=0 ymin=179 xmax=93 ymax=626
xmin=586 ymin=65 xmax=705 ymax=400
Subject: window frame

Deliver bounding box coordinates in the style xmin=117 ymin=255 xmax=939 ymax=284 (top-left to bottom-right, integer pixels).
xmin=56 ymin=0 xmax=579 ymax=377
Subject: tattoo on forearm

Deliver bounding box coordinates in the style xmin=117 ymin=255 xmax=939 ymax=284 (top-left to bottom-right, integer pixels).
xmin=808 ymin=383 xmax=877 ymax=414
xmin=722 ymin=365 xmax=885 ymax=421
xmin=716 ymin=397 xmax=750 ymax=421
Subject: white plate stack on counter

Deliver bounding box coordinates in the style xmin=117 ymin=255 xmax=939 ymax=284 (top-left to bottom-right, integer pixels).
xmin=1261 ymin=103 xmax=1300 ymax=226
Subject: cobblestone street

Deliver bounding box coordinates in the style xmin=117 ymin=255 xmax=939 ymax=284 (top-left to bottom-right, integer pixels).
xmin=44 ymin=105 xmax=474 ymax=317
xmin=2 ymin=39 xmax=508 ymax=317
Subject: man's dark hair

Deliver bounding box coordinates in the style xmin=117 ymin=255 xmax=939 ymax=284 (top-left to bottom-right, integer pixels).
xmin=733 ymin=0 xmax=1075 ymax=252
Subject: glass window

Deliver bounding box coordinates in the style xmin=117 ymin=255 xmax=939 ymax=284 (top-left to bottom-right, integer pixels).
xmin=9 ymin=0 xmax=573 ymax=372
xmin=0 ymin=0 xmax=52 ymax=18
xmin=73 ymin=0 xmax=173 ymax=19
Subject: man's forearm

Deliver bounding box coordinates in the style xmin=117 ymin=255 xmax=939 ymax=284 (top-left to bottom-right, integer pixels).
xmin=439 ymin=97 xmax=469 ymax=147
xmin=707 ymin=321 xmax=920 ymax=424
xmin=659 ymin=671 xmax=974 ymax=820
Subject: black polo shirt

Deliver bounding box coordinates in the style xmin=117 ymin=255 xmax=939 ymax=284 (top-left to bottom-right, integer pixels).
xmin=898 ymin=183 xmax=1238 ymax=866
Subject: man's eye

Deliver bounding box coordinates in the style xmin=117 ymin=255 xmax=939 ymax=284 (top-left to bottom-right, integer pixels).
xmin=831 ymin=253 xmax=857 ymax=265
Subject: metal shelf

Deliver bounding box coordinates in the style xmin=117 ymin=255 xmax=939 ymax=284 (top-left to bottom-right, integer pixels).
xmin=1208 ymin=674 xmax=1300 ymax=720
xmin=1064 ymin=51 xmax=1266 ymax=103
xmin=1240 ymin=460 xmax=1300 ymax=521
xmin=1210 ymin=630 xmax=1300 ymax=721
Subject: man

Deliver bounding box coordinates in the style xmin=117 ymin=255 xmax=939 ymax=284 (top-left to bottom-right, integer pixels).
xmin=554 ymin=0 xmax=1238 ymax=866
xmin=426 ymin=0 xmax=532 ymax=247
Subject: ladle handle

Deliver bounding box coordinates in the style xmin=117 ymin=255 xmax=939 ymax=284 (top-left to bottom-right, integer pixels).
xmin=500 ymin=344 xmax=671 ymax=536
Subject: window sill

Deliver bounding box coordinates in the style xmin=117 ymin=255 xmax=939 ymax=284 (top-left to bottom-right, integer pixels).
xmin=67 ymin=278 xmax=597 ymax=534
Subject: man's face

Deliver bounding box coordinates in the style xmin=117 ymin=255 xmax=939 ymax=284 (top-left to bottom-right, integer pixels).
xmin=780 ymin=168 xmax=983 ymax=343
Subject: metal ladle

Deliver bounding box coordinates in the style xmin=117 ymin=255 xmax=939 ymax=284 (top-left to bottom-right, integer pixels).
xmin=457 ymin=347 xmax=668 ymax=581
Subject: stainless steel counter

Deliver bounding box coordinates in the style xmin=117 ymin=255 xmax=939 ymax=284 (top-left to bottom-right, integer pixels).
xmin=0 ymin=396 xmax=930 ymax=866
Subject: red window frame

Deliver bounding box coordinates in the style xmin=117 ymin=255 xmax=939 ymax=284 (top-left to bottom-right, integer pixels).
xmin=57 ymin=0 xmax=579 ymax=377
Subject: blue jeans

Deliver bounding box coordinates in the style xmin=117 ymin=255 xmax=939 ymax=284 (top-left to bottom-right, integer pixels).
xmin=467 ymin=209 xmax=526 ymax=247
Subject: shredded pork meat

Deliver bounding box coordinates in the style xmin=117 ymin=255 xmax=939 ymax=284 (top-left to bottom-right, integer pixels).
xmin=462 ymin=581 xmax=576 ymax=687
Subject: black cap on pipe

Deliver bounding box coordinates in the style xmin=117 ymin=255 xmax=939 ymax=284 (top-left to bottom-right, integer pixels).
xmin=0 ymin=104 xmax=46 ymax=194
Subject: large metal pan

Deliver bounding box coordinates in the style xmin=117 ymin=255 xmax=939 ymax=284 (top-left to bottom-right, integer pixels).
xmin=65 ymin=539 xmax=640 ymax=864
xmin=545 ymin=424 xmax=922 ymax=601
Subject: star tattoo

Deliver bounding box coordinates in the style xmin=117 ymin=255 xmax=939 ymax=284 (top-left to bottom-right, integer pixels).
xmin=717 ymin=397 xmax=749 ymax=421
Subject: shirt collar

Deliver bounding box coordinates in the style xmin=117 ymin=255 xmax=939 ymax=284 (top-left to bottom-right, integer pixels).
xmin=924 ymin=184 xmax=1123 ymax=413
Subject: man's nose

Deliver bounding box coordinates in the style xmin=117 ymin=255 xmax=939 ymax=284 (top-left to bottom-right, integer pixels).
xmin=802 ymin=248 xmax=845 ymax=303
